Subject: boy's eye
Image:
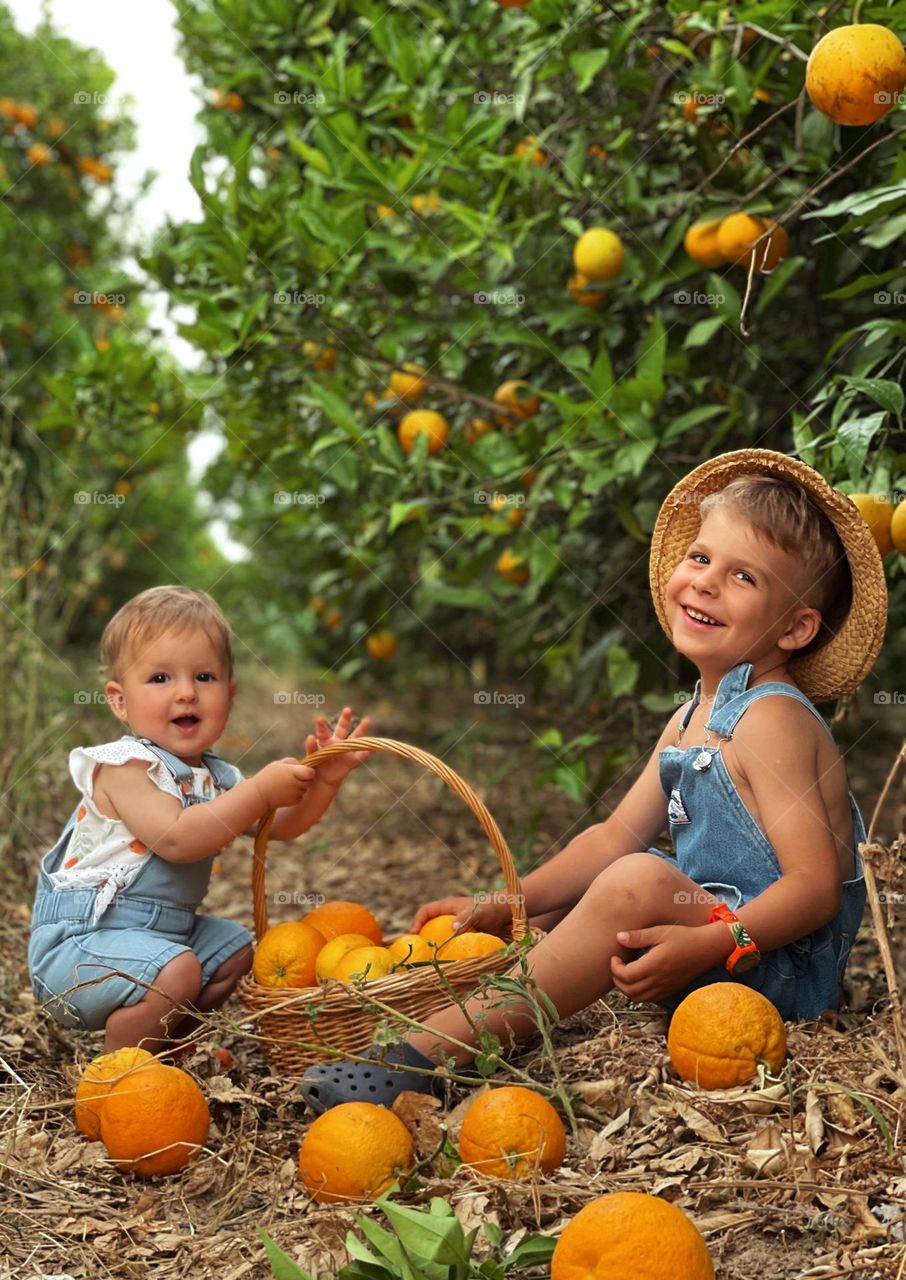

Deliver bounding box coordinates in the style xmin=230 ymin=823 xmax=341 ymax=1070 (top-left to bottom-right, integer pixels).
xmin=689 ymin=552 xmax=708 ymax=564
xmin=735 ymin=571 xmax=755 ymax=584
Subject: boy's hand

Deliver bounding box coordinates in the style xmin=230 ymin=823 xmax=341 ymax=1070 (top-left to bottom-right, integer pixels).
xmin=305 ymin=707 xmax=373 ymax=787
xmin=410 ymin=894 xmax=511 ymax=938
xmin=253 ymin=759 xmax=317 ymax=811
xmin=610 ymin=924 xmax=726 ymax=1003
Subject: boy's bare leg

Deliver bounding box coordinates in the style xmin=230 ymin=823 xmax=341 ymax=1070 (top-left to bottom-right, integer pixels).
xmin=103 ymin=951 xmax=204 ymax=1053
xmin=162 ymin=944 xmax=254 ymax=1048
xmin=407 ymin=852 xmax=716 ymax=1066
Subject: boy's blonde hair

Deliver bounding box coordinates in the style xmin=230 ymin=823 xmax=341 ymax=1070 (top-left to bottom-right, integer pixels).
xmin=699 ymin=474 xmax=851 ymax=651
xmin=99 ymin=586 xmax=234 ymax=684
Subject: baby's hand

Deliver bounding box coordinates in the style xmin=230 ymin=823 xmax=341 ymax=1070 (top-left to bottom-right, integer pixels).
xmin=411 ymin=894 xmax=510 ymax=938
xmin=253 ymin=758 xmax=316 ymax=811
xmin=305 ymin=707 xmax=374 ymax=787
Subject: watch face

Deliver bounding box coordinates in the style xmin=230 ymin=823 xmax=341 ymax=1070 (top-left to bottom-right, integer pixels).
xmin=732 ymin=950 xmax=760 ymax=974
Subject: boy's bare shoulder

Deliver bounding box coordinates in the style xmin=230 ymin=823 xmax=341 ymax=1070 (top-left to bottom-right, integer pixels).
xmin=94 ymin=758 xmax=180 ymax=822
xmin=732 ymin=692 xmax=830 ymax=758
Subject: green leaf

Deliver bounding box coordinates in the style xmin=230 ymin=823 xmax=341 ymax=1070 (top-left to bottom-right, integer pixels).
xmin=805 ymin=184 xmax=906 ymax=220
xmin=379 ymin=1198 xmax=472 ymax=1267
xmin=303 ymin=384 xmax=363 ymax=439
xmin=569 ymin=48 xmax=609 ymax=93
xmin=607 ymin=643 xmax=639 ymax=697
xmin=837 ymin=413 xmax=886 ymax=482
xmin=839 ymin=377 xmax=904 ymax=418
xmin=256 ymin=1227 xmax=316 ymax=1280
xmin=684 ymin=316 xmax=724 ymax=349
xmin=636 ymin=313 xmax=666 ymax=382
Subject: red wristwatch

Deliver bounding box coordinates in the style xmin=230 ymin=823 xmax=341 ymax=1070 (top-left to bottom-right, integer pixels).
xmin=709 ymin=902 xmax=761 ymax=975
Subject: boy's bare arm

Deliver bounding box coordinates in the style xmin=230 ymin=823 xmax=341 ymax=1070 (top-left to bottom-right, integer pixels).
xmin=727 ymin=698 xmax=843 ymax=949
xmin=518 ymin=708 xmax=681 ymax=917
xmin=98 ymin=761 xmax=272 ymax=861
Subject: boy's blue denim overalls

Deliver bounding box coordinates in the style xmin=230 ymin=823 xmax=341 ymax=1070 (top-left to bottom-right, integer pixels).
xmin=651 ymin=662 xmax=867 ymax=1021
xmin=28 ymin=734 xmax=254 ymax=1032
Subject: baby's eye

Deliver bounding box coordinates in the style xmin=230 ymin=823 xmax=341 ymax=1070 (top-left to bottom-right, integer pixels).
xmin=149 ymin=673 xmax=168 ymax=683
xmin=198 ymin=672 xmax=216 ymax=681
xmin=735 ymin=571 xmax=755 ymax=584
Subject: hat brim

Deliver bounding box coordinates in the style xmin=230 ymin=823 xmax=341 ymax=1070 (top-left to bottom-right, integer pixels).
xmin=648 ymin=449 xmax=888 ymax=702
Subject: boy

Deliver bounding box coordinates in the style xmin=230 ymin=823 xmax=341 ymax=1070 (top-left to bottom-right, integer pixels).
xmin=300 ymin=449 xmax=887 ymax=1113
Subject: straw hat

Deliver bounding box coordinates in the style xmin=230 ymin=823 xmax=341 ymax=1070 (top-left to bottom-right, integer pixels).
xmin=649 ymin=449 xmax=888 ymax=702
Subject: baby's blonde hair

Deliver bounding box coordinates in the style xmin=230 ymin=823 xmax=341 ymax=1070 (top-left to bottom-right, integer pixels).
xmin=99 ymin=586 xmax=234 ymax=684
xmin=699 ymin=474 xmax=851 ymax=650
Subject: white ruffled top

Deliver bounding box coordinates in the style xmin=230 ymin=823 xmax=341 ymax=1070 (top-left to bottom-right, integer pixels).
xmin=49 ymin=739 xmax=242 ymax=925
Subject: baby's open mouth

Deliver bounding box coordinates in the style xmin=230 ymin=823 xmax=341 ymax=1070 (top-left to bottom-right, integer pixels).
xmin=173 ymin=715 xmax=200 ymax=727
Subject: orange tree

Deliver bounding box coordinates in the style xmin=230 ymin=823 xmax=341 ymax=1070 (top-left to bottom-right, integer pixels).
xmin=149 ymin=0 xmax=906 ymax=699
xmin=0 ymin=3 xmax=220 ymax=871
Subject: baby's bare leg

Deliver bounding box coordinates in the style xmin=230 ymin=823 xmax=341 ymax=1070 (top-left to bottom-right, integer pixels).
xmin=164 ymin=944 xmax=254 ymax=1045
xmin=103 ymin=951 xmax=203 ymax=1053
xmin=409 ymin=852 xmax=715 ymax=1066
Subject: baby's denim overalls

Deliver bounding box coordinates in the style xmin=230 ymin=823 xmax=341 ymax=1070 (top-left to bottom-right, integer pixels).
xmin=28 ymin=733 xmax=253 ymax=1032
xmin=651 ymin=662 xmax=867 ymax=1021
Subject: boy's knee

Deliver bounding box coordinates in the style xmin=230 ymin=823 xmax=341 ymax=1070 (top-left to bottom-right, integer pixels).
xmin=589 ymin=851 xmax=674 ymax=904
xmin=210 ymin=943 xmax=253 ymax=985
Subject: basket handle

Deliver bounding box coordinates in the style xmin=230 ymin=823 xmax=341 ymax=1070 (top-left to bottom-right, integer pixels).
xmin=250 ymin=737 xmax=528 ymax=945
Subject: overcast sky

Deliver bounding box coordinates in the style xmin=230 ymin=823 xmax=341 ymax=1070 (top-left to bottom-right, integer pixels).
xmin=8 ymin=0 xmax=247 ymax=557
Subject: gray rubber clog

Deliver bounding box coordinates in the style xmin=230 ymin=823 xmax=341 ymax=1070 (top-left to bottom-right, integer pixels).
xmin=301 ymin=1041 xmax=446 ymax=1115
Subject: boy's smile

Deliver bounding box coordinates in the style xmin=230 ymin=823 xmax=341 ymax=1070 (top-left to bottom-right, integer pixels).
xmin=104 ymin=626 xmax=237 ymax=764
xmin=665 ymin=505 xmax=821 ymax=689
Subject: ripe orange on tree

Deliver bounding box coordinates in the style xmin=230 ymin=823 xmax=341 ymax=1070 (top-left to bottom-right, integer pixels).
xmin=299 ymin=1102 xmax=415 ymax=1202
xmin=76 ymin=156 xmax=113 ymax=182
xmin=26 ymin=142 xmax=52 ymax=167
xmin=849 ymin=493 xmax=894 ymax=555
xmin=496 ymin=548 xmax=530 ymax=585
xmin=464 ymin=416 xmax=495 ymax=444
xmin=572 ymin=227 xmax=624 ymax=283
xmin=493 ymin=380 xmax=540 ymax=428
xmin=97 ymin=1061 xmax=210 ymax=1178
xmin=717 ymin=214 xmax=789 ymax=273
xmin=398 ymin=409 xmax=448 ymax=456
xmin=683 ymin=218 xmax=727 ymax=268
xmin=806 ymin=23 xmax=906 ymax=127
xmin=551 ymin=1191 xmax=715 ymax=1279
xmin=252 ymin=920 xmax=324 ymax=988
xmin=667 ymin=982 xmax=787 ymax=1089
xmin=514 ymin=135 xmax=546 ymax=166
xmin=496 ymin=0 xmax=532 ymax=7
xmin=303 ymin=340 xmax=337 ymax=371
xmin=305 ymin=899 xmax=383 ymax=945
xmin=890 ymin=499 xmax=906 ymax=556
xmin=367 ymin=628 xmax=398 ymax=660
xmin=567 ymin=273 xmax=608 ymax=308
xmin=459 ymin=1086 xmax=566 ymax=1179
xmin=75 ymin=1047 xmax=155 ymax=1140
xmin=388 ymin=362 xmax=428 ymax=402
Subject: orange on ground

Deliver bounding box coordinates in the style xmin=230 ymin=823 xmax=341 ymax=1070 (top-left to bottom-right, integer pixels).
xmin=497 ymin=548 xmax=530 ymax=585
xmin=849 ymin=493 xmax=894 ymax=556
xmin=572 ymin=228 xmax=624 ymax=283
xmin=436 ymin=931 xmax=507 ymax=962
xmin=367 ymin=628 xmax=398 ymax=660
xmin=493 ymin=380 xmax=540 ymax=428
xmin=98 ymin=1061 xmax=209 ymax=1178
xmin=567 ymin=273 xmax=608 ymax=308
xmin=667 ymin=982 xmax=787 ymax=1089
xmin=299 ymin=1102 xmax=415 ymax=1202
xmin=418 ymin=914 xmax=458 ymax=947
xmin=398 ymin=409 xmax=448 ymax=456
xmin=333 ymin=945 xmax=396 ymax=983
xmin=305 ymin=899 xmax=383 ymax=946
xmin=252 ymin=920 xmax=324 ymax=988
xmin=890 ymin=499 xmax=906 ymax=555
xmin=805 ymin=23 xmax=906 ymax=127
xmin=75 ymin=1047 xmax=155 ymax=1140
xmin=551 ymin=1191 xmax=715 ymax=1279
xmin=388 ymin=362 xmax=428 ymax=402
xmin=683 ymin=218 xmax=727 ymax=268
xmin=464 ymin=416 xmax=495 ymax=444
xmin=315 ymin=932 xmax=375 ymax=981
xmin=459 ymin=1086 xmax=566 ymax=1180
xmin=387 ymin=933 xmax=433 ymax=966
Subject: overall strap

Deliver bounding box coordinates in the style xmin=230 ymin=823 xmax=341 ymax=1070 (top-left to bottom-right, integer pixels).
xmin=705 ymin=663 xmax=829 ymax=738
xmin=119 ymin=733 xmax=206 ymax=806
xmin=199 ymin=751 xmax=242 ymax=792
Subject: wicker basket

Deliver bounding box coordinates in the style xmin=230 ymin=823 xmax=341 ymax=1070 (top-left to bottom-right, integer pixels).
xmin=237 ymin=736 xmax=541 ymax=1075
